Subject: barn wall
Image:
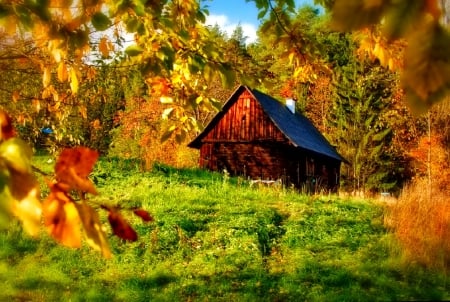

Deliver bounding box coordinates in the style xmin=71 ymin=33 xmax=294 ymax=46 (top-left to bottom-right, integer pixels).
xmin=199 ymin=142 xmax=341 ymax=191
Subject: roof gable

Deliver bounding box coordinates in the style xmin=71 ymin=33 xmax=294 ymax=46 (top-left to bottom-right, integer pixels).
xmin=188 ymin=85 xmax=345 ymax=162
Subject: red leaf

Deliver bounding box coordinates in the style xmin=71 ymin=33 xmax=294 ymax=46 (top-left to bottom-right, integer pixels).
xmin=133 ymin=209 xmax=154 ymax=222
xmin=108 ymin=209 xmax=138 ymax=241
xmin=0 ymin=110 xmax=15 ymax=140
xmin=55 ymin=147 xmax=98 ymax=194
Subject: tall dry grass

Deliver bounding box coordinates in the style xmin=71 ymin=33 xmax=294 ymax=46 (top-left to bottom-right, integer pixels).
xmin=386 ymin=179 xmax=450 ymax=270
xmin=385 ymin=134 xmax=450 ymax=271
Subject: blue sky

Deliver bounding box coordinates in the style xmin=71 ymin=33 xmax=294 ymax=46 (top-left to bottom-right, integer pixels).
xmin=203 ymin=0 xmax=316 ymax=43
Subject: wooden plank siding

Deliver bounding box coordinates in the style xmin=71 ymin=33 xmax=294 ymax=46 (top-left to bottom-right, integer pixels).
xmin=202 ymin=91 xmax=287 ymax=143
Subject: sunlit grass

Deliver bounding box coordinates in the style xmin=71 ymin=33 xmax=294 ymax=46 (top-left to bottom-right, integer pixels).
xmin=0 ymin=155 xmax=448 ymax=301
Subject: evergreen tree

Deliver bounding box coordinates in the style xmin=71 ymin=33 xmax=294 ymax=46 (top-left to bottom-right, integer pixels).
xmin=330 ymin=61 xmax=401 ymax=193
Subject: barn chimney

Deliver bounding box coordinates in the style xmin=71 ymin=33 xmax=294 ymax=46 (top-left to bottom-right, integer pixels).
xmin=286 ymin=98 xmax=296 ymax=114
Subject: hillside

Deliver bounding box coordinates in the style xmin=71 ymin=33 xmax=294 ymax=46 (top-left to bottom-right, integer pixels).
xmin=0 ymin=156 xmax=448 ymax=301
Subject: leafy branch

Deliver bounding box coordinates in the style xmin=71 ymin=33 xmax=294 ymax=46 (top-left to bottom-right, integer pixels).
xmin=0 ymin=110 xmax=153 ymax=258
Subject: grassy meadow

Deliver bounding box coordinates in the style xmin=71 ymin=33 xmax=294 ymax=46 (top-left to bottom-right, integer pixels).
xmin=0 ymin=155 xmax=449 ymax=301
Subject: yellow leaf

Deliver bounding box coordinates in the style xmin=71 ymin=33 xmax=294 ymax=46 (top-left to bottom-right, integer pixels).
xmin=32 ymin=99 xmax=41 ymax=113
xmin=11 ymin=187 xmax=42 ymax=237
xmin=0 ymin=138 xmax=33 ymax=174
xmin=288 ymin=51 xmax=296 ymax=65
xmin=70 ymin=68 xmax=79 ymax=94
xmin=162 ymin=107 xmax=174 ymax=120
xmin=57 ymin=61 xmax=68 ymax=82
xmin=75 ymin=201 xmax=112 ymax=258
xmin=160 ymin=96 xmax=174 ymax=104
xmin=388 ymin=58 xmax=395 ymax=71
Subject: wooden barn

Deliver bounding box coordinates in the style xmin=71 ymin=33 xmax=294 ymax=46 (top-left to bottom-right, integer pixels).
xmin=188 ymin=86 xmax=346 ymax=192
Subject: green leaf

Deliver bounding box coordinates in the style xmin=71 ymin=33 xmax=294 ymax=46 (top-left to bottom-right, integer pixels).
xmin=91 ymin=12 xmax=111 ymax=31
xmin=0 ymin=189 xmax=13 ymax=230
xmin=125 ymin=45 xmax=144 ymax=57
xmin=257 ymin=8 xmax=268 ymax=20
xmin=32 ymin=0 xmax=51 ymax=22
xmin=372 ymin=128 xmax=391 ymax=142
xmin=132 ymin=0 xmax=145 ymax=16
xmin=125 ymin=18 xmax=139 ymax=32
xmin=16 ymin=5 xmax=33 ymax=29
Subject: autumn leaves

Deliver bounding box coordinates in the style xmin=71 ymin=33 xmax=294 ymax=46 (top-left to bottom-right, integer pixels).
xmin=0 ymin=110 xmax=153 ymax=258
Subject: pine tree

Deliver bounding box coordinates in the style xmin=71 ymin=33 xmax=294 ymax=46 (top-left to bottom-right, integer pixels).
xmin=330 ymin=61 xmax=398 ymax=194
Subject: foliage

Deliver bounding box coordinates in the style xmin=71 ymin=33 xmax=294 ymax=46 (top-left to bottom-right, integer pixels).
xmin=330 ymin=60 xmax=402 ymax=193
xmin=0 ymin=0 xmax=237 ymax=143
xmin=0 ymin=111 xmax=152 ymax=258
xmin=254 ymin=5 xmax=332 ymax=101
xmin=0 ymin=156 xmax=448 ymax=300
xmin=313 ymin=0 xmax=450 ymax=113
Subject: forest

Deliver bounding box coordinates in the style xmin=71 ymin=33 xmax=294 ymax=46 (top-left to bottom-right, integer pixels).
xmin=1 ymin=0 xmax=450 ymax=300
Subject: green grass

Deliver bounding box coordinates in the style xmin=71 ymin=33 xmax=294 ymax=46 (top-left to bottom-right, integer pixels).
xmin=1 ymin=155 xmax=448 ymax=301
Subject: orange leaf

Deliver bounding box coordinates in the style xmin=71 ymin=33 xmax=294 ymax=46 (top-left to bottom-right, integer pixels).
xmin=43 ymin=66 xmax=51 ymax=87
xmin=55 ymin=147 xmax=98 ymax=194
xmin=31 ymin=99 xmax=41 ymax=112
xmin=92 ymin=119 xmax=101 ymax=130
xmin=133 ymin=209 xmax=154 ymax=222
xmin=99 ymin=37 xmax=110 ymax=58
xmin=57 ymin=61 xmax=68 ymax=82
xmin=108 ymin=209 xmax=138 ymax=241
xmin=79 ymin=105 xmax=87 ymax=119
xmin=12 ymin=91 xmax=20 ymax=103
xmin=425 ymin=0 xmax=441 ymax=20
xmin=43 ymin=185 xmax=81 ymax=248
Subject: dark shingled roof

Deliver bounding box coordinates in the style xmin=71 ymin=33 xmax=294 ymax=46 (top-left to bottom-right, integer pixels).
xmin=189 ymin=85 xmax=345 ymax=162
